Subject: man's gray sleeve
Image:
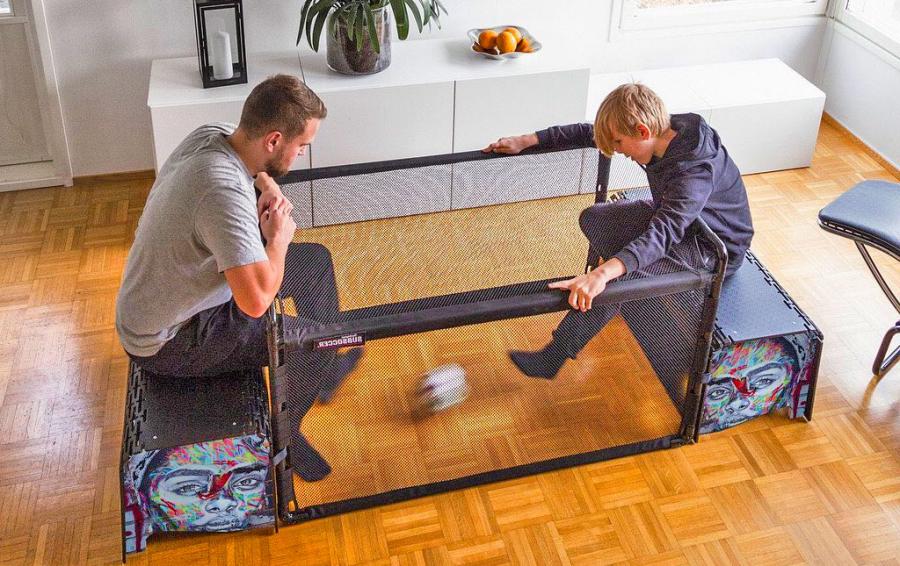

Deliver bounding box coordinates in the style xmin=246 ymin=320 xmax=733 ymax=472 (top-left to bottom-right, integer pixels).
xmin=194 ymin=183 xmax=268 ymax=272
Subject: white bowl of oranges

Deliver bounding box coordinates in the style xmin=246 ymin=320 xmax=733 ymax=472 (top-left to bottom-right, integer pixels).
xmin=467 ymin=25 xmax=540 ymax=60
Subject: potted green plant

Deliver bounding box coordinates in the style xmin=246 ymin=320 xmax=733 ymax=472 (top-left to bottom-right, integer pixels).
xmin=297 ymin=0 xmax=447 ymax=75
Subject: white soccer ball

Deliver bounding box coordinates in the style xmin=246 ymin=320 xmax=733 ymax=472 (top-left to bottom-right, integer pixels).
xmin=417 ymin=363 xmax=470 ymax=413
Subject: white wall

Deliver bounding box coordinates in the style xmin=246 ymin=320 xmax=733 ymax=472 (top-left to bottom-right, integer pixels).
xmin=42 ymin=0 xmax=826 ymax=176
xmin=817 ymin=21 xmax=900 ymax=170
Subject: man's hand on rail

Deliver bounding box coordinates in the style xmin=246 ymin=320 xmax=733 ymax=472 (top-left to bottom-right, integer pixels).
xmin=482 ymin=133 xmax=539 ymax=155
xmin=549 ymin=258 xmax=626 ymax=312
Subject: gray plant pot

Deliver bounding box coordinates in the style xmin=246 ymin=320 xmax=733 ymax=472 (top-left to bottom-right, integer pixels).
xmin=326 ymin=7 xmax=392 ymax=75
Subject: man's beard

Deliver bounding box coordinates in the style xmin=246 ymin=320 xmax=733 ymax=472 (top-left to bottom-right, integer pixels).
xmin=264 ymin=161 xmax=289 ymax=178
xmin=264 ymin=151 xmax=290 ymax=178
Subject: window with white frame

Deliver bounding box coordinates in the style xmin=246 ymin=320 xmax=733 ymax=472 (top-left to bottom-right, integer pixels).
xmin=613 ymin=0 xmax=828 ymax=32
xmin=835 ymin=0 xmax=900 ymax=57
xmin=0 ymin=0 xmax=11 ymax=16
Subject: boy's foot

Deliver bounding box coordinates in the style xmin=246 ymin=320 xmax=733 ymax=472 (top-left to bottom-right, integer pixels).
xmin=293 ymin=433 xmax=332 ymax=482
xmin=318 ymin=347 xmax=363 ymax=404
xmin=508 ymin=346 xmax=567 ymax=380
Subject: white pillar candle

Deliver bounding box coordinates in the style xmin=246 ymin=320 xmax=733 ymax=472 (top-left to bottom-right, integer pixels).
xmin=212 ymin=30 xmax=234 ymax=80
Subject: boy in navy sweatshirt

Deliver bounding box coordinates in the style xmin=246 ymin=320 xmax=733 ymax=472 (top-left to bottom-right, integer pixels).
xmin=484 ymin=83 xmax=754 ymax=379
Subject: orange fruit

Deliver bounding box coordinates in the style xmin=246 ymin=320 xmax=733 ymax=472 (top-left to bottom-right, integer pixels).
xmin=516 ymin=37 xmax=532 ymax=53
xmin=503 ymin=27 xmax=523 ymax=44
xmin=478 ymin=29 xmax=498 ymax=50
xmin=496 ymin=31 xmax=517 ymax=54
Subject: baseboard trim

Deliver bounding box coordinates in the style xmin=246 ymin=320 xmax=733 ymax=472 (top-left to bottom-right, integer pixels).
xmin=0 ymin=175 xmax=70 ymax=193
xmin=73 ymin=169 xmax=156 ymax=185
xmin=822 ymin=113 xmax=900 ymax=181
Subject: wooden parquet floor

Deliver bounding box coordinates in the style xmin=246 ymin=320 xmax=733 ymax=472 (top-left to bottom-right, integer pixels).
xmin=2 ymin=120 xmax=900 ymax=564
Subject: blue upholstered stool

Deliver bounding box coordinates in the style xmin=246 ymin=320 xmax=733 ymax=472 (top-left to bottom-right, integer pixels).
xmin=819 ymin=180 xmax=900 ymax=377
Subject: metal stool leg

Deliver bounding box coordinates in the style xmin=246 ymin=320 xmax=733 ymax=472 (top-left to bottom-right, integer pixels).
xmin=873 ymin=320 xmax=900 ymax=377
xmin=854 ymin=242 xmax=900 ymax=377
xmin=856 ymin=242 xmax=900 ymax=312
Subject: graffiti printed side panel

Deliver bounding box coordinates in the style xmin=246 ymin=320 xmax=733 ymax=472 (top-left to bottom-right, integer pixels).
xmin=700 ymin=333 xmax=817 ymax=434
xmin=123 ymin=434 xmax=274 ymax=553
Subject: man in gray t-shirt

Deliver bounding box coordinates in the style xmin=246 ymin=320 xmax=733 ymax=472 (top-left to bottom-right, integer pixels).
xmin=116 ymin=121 xmax=269 ymax=358
xmin=116 ymin=75 xmax=359 ymax=482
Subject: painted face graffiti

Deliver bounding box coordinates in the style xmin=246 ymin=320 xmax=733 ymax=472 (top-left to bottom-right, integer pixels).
xmin=142 ymin=436 xmax=271 ymax=532
xmin=701 ymin=337 xmax=799 ymax=432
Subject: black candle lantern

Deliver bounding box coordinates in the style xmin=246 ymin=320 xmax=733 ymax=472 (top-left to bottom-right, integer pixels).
xmin=194 ymin=0 xmax=248 ymax=88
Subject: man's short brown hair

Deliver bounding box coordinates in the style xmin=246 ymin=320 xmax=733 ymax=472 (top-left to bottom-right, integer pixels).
xmin=239 ymin=74 xmax=327 ymax=140
xmin=593 ymin=83 xmax=670 ymax=157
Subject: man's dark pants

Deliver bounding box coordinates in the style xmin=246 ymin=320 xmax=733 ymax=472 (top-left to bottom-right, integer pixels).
xmin=129 ymin=243 xmax=341 ymax=478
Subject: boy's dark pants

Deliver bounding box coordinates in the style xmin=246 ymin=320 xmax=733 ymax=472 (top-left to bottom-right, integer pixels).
xmin=551 ymin=200 xmax=716 ymax=359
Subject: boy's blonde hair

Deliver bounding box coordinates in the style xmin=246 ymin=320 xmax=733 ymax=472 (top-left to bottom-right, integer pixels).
xmin=593 ymin=83 xmax=670 ymax=157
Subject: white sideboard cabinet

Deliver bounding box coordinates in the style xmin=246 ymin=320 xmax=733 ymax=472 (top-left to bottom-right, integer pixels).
xmin=149 ymin=37 xmax=590 ymax=226
xmin=149 ymin=46 xmax=824 ymax=227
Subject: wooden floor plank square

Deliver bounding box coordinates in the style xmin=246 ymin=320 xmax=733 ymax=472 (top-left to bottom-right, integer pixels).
xmin=637 ymin=449 xmax=702 ymax=498
xmin=581 ymin=457 xmax=654 ymax=510
xmin=380 ymin=500 xmax=447 ymax=554
xmin=625 ymin=550 xmax=689 ymax=565
xmin=802 ymin=460 xmax=877 ymax=514
xmin=734 ymin=526 xmax=805 ymax=566
xmin=435 ymin=489 xmax=497 ymax=543
xmin=785 ymin=516 xmax=857 ymax=565
xmin=707 ymin=480 xmax=779 ymax=535
xmin=537 ymin=468 xmax=598 ymax=520
xmin=502 ymin=523 xmax=569 ymax=566
xmin=267 ymin=521 xmax=333 ymax=566
xmin=816 ymin=413 xmax=886 ymax=459
xmin=445 ymin=535 xmax=510 ymax=566
xmin=771 ymin=420 xmax=843 ymax=469
xmin=680 ymin=538 xmax=744 ymax=566
xmin=846 ymin=451 xmax=900 ymax=504
xmin=330 ymin=509 xmax=390 ymax=566
xmin=656 ymin=492 xmax=730 ymax=547
xmin=731 ymin=429 xmax=798 ymax=478
xmin=608 ymin=501 xmax=679 ymax=559
xmin=829 ymin=505 xmax=900 ymax=564
xmin=554 ymin=512 xmax=628 ymax=565
xmin=484 ymin=478 xmax=554 ymax=533
xmin=754 ymin=470 xmax=831 ymax=523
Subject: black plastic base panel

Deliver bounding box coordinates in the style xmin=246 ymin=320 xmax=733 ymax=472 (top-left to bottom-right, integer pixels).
xmin=122 ymin=363 xmax=270 ymax=454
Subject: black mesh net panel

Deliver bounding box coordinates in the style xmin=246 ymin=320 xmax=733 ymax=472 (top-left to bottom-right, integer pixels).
xmin=269 ymin=150 xmax=723 ymax=521
xmin=611 ymin=187 xmax=720 ymax=412
xmin=622 ymin=287 xmax=708 ymax=408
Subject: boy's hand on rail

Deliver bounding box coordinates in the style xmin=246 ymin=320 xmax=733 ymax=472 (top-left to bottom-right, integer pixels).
xmin=549 ymin=272 xmax=607 ymax=312
xmin=482 ymin=133 xmax=539 ymax=155
xmin=549 ymin=258 xmax=626 ymax=312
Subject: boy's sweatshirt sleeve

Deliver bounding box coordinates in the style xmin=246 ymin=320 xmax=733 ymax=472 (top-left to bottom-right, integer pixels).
xmin=536 ymin=123 xmax=597 ymax=150
xmin=613 ymin=165 xmax=713 ymax=273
